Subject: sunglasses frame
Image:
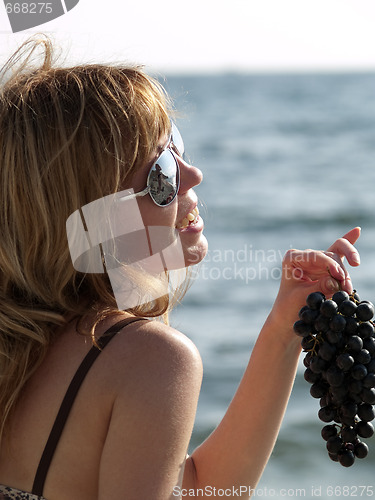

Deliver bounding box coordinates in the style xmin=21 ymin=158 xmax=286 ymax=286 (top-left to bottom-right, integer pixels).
xmin=118 ymin=122 xmax=183 ymax=207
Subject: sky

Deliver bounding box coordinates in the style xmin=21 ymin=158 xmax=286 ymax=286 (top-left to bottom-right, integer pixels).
xmin=1 ymin=0 xmax=375 ymax=73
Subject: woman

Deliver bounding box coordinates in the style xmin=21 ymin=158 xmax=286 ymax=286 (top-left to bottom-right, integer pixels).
xmin=0 ymin=36 xmax=361 ymax=499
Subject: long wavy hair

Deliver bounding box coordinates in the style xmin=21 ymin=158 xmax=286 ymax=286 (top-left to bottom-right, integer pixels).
xmin=0 ymin=36 xmax=188 ymax=443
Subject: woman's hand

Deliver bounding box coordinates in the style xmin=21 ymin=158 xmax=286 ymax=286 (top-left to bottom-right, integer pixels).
xmin=271 ymin=227 xmax=361 ymax=334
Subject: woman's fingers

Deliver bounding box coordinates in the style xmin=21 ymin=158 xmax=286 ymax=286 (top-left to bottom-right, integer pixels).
xmin=326 ymin=227 xmax=361 ymax=267
xmin=283 ymin=248 xmax=356 ymax=295
xmin=324 ymin=227 xmax=361 ymax=292
xmin=282 ymin=227 xmax=361 ymax=297
xmin=339 ymin=227 xmax=361 ymax=245
xmin=284 ymin=249 xmax=345 ymax=280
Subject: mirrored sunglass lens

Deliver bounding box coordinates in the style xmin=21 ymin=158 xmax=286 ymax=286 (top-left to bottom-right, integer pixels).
xmin=148 ymin=150 xmax=178 ymax=206
xmin=171 ymin=122 xmax=184 ymax=157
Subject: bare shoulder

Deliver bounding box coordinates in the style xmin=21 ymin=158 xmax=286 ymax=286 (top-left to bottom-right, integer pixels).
xmin=98 ymin=317 xmax=203 ymax=398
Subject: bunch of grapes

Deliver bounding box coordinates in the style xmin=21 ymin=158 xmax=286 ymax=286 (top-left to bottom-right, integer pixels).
xmin=294 ymin=290 xmax=375 ymax=467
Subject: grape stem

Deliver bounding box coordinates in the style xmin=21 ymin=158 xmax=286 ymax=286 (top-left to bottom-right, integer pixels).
xmin=306 ymin=336 xmax=321 ymax=355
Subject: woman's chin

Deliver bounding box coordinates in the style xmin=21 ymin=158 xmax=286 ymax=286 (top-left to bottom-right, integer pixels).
xmin=183 ymin=235 xmax=208 ymax=267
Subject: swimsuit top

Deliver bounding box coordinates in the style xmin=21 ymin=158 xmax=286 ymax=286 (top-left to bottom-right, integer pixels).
xmin=0 ymin=317 xmax=145 ymax=500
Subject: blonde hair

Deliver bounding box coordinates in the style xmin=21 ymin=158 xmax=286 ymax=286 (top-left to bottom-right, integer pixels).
xmin=0 ymin=36 xmax=188 ymax=442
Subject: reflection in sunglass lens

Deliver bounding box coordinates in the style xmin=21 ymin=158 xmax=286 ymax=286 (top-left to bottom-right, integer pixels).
xmin=148 ymin=150 xmax=179 ymax=206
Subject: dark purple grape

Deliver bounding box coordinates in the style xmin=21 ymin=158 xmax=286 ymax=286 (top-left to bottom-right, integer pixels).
xmin=301 ymin=308 xmax=320 ymax=325
xmin=326 ymin=435 xmax=343 ymax=454
xmin=363 ymin=337 xmax=375 ymax=355
xmin=310 ymin=356 xmax=328 ymax=374
xmin=340 ymin=402 xmax=358 ymax=419
xmin=363 ymin=373 xmax=375 ymax=388
xmin=351 ymin=394 xmax=364 ymax=405
xmin=330 ymin=392 xmax=347 ymax=407
xmin=348 ymin=379 xmax=363 ymax=394
xmin=320 ymin=394 xmax=331 ymax=407
xmin=319 ymin=342 xmax=336 ymax=361
xmin=304 ymin=368 xmax=321 ymax=384
xmin=339 ymin=299 xmax=357 ymax=317
xmin=310 ymin=381 xmax=329 ymax=398
xmin=338 ymin=449 xmax=355 ymax=467
xmin=355 ymin=349 xmax=371 ymax=365
xmin=351 ymin=364 xmax=368 ymax=380
xmin=293 ymin=320 xmax=312 ymax=337
xmin=354 ymin=441 xmax=369 ymax=459
xmin=352 ymin=291 xmax=361 ymax=302
xmin=356 ymin=421 xmax=374 ymax=438
xmin=329 ymin=314 xmax=347 ymax=332
xmin=319 ymin=406 xmax=336 ymax=423
xmin=326 ymin=366 xmax=345 ymax=387
xmin=341 ymin=426 xmax=357 ymax=443
xmin=344 ymin=316 xmax=359 ymax=335
xmin=330 ymin=384 xmax=348 ymax=400
xmin=320 ymin=300 xmax=338 ymax=318
xmin=314 ymin=314 xmax=330 ymax=333
xmin=332 ymin=291 xmax=350 ymax=306
xmin=361 ymin=387 xmax=375 ymax=404
xmin=357 ymin=322 xmax=374 ymax=339
xmin=356 ymin=302 xmax=375 ymax=322
xmin=326 ymin=330 xmax=342 ymax=344
xmin=346 ymin=336 xmax=363 ymax=353
xmin=366 ymin=359 xmax=375 ymax=373
xmin=299 ymin=305 xmax=309 ymax=320
xmin=301 ymin=335 xmax=315 ymax=350
xmin=307 ymin=292 xmax=325 ymax=310
xmin=328 ymin=452 xmax=339 ymax=462
xmin=321 ymin=424 xmax=337 ymax=441
xmin=336 ymin=353 xmax=354 ymax=371
xmin=357 ymin=403 xmax=375 ymax=422
xmin=340 ymin=414 xmax=357 ymax=427
xmin=303 ymin=351 xmax=313 ymax=367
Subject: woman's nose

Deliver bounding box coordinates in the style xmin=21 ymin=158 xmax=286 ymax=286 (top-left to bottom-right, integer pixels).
xmin=177 ymin=157 xmax=203 ymax=195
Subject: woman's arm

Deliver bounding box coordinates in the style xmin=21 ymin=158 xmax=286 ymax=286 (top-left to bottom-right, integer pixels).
xmin=183 ymin=227 xmax=361 ymax=497
xmin=183 ymin=312 xmax=302 ymax=496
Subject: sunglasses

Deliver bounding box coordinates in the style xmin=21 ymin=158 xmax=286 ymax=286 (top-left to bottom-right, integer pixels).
xmin=119 ymin=122 xmax=184 ymax=207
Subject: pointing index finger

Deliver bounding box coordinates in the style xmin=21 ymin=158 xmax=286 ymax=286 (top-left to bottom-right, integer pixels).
xmin=326 ymin=227 xmax=361 ymax=267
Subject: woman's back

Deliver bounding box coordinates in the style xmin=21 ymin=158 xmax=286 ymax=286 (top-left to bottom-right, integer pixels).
xmin=0 ymin=315 xmax=201 ymax=500
xmin=0 ymin=315 xmax=132 ymax=499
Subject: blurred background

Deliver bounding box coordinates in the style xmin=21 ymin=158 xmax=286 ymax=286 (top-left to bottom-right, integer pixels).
xmin=2 ymin=1 xmax=375 ymax=496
